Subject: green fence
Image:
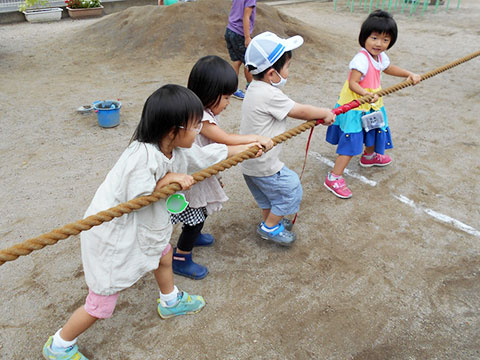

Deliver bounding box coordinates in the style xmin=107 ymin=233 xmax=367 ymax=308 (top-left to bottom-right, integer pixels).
xmin=334 ymin=0 xmax=461 ymax=16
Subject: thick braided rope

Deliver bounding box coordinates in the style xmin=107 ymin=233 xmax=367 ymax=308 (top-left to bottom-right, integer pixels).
xmin=0 ymin=49 xmax=478 ymax=267
xmin=359 ymin=49 xmax=480 ymax=105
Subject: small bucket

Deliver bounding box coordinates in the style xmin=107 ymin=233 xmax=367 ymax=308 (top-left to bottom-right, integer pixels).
xmin=93 ymin=100 xmax=121 ymax=128
xmin=166 ymin=193 xmax=189 ymax=214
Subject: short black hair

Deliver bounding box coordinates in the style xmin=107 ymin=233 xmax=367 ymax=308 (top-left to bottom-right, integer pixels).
xmin=188 ymin=55 xmax=238 ymax=109
xmin=359 ymin=10 xmax=397 ymax=49
xmin=131 ymin=84 xmax=203 ymax=145
xmin=248 ymin=51 xmax=292 ymax=80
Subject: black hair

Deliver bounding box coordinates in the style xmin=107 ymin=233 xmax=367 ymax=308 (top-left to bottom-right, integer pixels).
xmin=359 ymin=10 xmax=397 ymax=49
xmin=187 ymin=55 xmax=238 ymax=109
xmin=248 ymin=51 xmax=293 ymax=80
xmin=131 ymin=84 xmax=203 ymax=145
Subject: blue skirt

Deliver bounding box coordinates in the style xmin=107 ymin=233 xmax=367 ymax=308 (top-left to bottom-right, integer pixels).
xmin=326 ymin=106 xmax=393 ymax=156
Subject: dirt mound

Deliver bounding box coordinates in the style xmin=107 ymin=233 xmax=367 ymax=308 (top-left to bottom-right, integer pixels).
xmin=78 ymin=0 xmax=338 ymax=62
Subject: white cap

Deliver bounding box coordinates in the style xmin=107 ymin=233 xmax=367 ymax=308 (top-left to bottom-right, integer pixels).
xmin=245 ymin=31 xmax=304 ymax=75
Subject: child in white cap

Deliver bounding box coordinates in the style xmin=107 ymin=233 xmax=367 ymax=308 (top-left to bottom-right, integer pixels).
xmin=240 ymin=31 xmax=335 ymax=246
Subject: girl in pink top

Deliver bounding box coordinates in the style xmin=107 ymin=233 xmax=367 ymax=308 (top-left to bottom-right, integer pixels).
xmin=325 ymin=10 xmax=421 ymax=199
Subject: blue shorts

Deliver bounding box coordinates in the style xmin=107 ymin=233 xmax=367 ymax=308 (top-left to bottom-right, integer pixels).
xmin=224 ymin=28 xmax=247 ymax=63
xmin=243 ymin=166 xmax=303 ymax=216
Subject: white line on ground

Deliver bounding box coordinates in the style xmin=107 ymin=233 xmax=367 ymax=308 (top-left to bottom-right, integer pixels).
xmin=309 ymin=152 xmax=478 ymax=237
xmin=310 ymin=151 xmax=377 ymax=186
xmin=393 ymin=194 xmax=480 ymax=238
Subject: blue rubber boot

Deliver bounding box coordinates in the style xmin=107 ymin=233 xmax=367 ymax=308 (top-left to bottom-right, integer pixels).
xmin=172 ymin=249 xmax=208 ymax=280
xmin=193 ymin=233 xmax=215 ymax=247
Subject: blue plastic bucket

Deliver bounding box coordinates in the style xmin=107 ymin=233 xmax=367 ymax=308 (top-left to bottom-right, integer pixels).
xmin=93 ymin=100 xmax=121 ymax=128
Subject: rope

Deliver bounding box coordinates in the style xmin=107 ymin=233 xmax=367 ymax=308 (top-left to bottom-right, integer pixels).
xmin=0 ymin=49 xmax=478 ymax=267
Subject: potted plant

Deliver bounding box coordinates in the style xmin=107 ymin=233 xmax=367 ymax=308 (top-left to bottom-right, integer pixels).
xmin=65 ymin=0 xmax=103 ymax=19
xmin=19 ymin=0 xmax=63 ymax=23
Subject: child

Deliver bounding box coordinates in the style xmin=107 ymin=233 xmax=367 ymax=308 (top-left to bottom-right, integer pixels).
xmin=324 ymin=10 xmax=421 ymax=199
xmin=224 ymin=0 xmax=256 ymax=100
xmin=42 ymin=85 xmax=260 ymax=359
xmin=241 ymin=31 xmax=335 ymax=246
xmin=171 ymin=55 xmax=273 ymax=280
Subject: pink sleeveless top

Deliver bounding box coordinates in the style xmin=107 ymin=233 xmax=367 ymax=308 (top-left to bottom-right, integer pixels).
xmin=358 ymin=49 xmax=382 ymax=89
xmin=340 ymin=49 xmax=384 ymax=111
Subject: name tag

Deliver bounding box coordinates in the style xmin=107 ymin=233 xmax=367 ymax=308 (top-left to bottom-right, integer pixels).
xmin=361 ymin=111 xmax=385 ymax=132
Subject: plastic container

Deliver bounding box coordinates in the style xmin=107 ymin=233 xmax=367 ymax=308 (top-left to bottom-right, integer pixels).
xmin=93 ymin=100 xmax=121 ymax=128
xmin=166 ymin=193 xmax=189 ymax=214
xmin=23 ymin=8 xmax=63 ymax=23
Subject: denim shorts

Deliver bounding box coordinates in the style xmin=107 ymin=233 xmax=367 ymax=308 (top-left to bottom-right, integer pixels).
xmin=224 ymin=28 xmax=247 ymax=63
xmin=243 ymin=166 xmax=303 ymax=216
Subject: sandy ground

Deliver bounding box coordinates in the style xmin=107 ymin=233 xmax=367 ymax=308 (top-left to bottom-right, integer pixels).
xmin=1 ymin=0 xmax=479 ymax=358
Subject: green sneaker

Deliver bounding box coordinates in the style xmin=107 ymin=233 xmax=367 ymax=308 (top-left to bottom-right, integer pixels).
xmin=43 ymin=336 xmax=88 ymax=360
xmin=157 ymin=291 xmax=206 ymax=319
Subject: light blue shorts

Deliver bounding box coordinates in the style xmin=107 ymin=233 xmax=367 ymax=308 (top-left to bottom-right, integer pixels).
xmin=243 ymin=166 xmax=303 ymax=216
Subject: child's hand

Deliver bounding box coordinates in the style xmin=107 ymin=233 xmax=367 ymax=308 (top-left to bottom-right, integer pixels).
xmin=155 ymin=173 xmax=195 ymax=192
xmin=318 ymin=109 xmax=336 ymax=126
xmin=256 ymin=135 xmax=274 ymax=151
xmin=241 ymin=142 xmax=264 ymax=157
xmin=169 ymin=174 xmax=195 ymax=190
xmin=407 ymin=73 xmax=421 ymax=85
xmin=227 ymin=143 xmax=263 ymax=157
xmin=365 ymin=92 xmax=379 ymax=103
xmin=250 ymin=142 xmax=264 ymax=157
xmin=172 ymin=174 xmax=195 ymax=190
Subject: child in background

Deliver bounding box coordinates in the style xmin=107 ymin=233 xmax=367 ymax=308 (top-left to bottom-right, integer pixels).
xmin=324 ymin=10 xmax=421 ymax=199
xmin=42 ymin=85 xmax=260 ymax=359
xmin=224 ymin=0 xmax=256 ymax=100
xmin=171 ymin=55 xmax=273 ymax=280
xmin=241 ymin=31 xmax=335 ymax=246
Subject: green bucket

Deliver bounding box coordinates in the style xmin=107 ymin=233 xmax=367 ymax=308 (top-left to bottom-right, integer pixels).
xmin=166 ymin=193 xmax=188 ymax=214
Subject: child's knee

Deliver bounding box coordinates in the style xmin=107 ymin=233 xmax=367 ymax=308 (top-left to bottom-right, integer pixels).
xmin=159 ymin=243 xmax=173 ymax=267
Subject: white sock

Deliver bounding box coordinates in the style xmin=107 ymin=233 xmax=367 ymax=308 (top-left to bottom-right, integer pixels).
xmin=260 ymin=222 xmax=280 ymax=233
xmin=51 ymin=328 xmax=76 ymax=352
xmin=363 ymin=152 xmax=375 ymax=159
xmin=160 ymin=285 xmax=179 ymax=306
xmin=328 ymin=172 xmax=342 ymax=181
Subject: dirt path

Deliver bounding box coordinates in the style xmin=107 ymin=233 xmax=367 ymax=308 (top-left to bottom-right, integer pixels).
xmin=0 ymin=0 xmax=479 ymax=358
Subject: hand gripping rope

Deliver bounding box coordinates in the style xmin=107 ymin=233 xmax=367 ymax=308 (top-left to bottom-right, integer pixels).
xmin=0 ymin=49 xmax=479 ymax=267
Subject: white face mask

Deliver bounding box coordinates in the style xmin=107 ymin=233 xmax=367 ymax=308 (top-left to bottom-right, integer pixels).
xmin=270 ymin=70 xmax=287 ymax=88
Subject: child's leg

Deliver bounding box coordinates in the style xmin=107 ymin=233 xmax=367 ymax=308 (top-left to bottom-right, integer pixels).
xmin=264 ymin=212 xmax=283 ymax=228
xmin=364 ymin=145 xmax=375 ymax=155
xmin=154 ymin=245 xmax=206 ymax=318
xmin=262 ymin=209 xmax=293 ymax=231
xmin=262 ymin=209 xmax=270 ymax=222
xmin=172 ymin=208 xmax=211 ymax=279
xmin=176 ymin=224 xmax=202 ymax=254
xmin=60 ymin=307 xmax=97 ymax=341
xmin=332 ymin=154 xmax=353 ymax=176
xmin=153 ymin=245 xmax=174 ymax=294
xmin=176 ymin=221 xmax=204 ymax=254
xmin=44 ymin=291 xmax=118 ymax=358
xmin=232 ymin=60 xmax=242 ymax=76
xmin=173 ymin=223 xmax=209 ymax=280
xmin=244 ymin=65 xmax=252 ymax=84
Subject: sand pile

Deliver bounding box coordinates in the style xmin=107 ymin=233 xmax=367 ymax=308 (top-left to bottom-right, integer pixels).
xmin=77 ymin=0 xmax=338 ymax=63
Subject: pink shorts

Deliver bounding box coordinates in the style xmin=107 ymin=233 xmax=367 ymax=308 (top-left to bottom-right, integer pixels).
xmin=84 ymin=243 xmax=172 ymax=319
